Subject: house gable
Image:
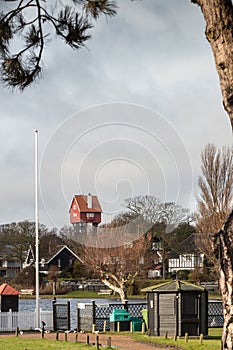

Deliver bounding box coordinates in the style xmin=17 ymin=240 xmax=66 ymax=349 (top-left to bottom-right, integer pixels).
xmin=41 ymin=245 xmax=83 ymax=273
xmin=23 ymin=245 xmax=35 ymax=269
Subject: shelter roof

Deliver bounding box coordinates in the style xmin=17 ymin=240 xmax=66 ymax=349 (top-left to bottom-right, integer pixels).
xmin=0 ymin=283 xmax=20 ymax=295
xmin=141 ymin=280 xmax=206 ymax=293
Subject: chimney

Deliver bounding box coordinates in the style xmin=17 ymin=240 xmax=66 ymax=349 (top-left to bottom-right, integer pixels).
xmin=87 ymin=193 xmax=92 ymax=209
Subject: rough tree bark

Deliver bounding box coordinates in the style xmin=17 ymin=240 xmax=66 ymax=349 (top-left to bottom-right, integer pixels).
xmin=214 ymin=211 xmax=233 ymax=350
xmin=101 ymin=272 xmax=136 ymax=304
xmin=192 ymin=0 xmax=233 ymax=128
xmin=192 ymin=2 xmax=233 ymax=347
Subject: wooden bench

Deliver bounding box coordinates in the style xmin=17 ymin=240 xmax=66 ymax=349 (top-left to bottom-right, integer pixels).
xmin=20 ymin=289 xmax=34 ymax=295
xmin=97 ymin=289 xmax=112 ymax=295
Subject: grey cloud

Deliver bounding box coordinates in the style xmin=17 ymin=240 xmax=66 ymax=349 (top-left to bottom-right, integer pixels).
xmin=0 ymin=0 xmax=232 ymax=228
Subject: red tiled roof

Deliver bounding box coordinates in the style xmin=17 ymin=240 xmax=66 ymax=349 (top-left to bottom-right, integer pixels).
xmin=73 ymin=195 xmax=102 ymax=213
xmin=0 ymin=283 xmax=20 ymax=295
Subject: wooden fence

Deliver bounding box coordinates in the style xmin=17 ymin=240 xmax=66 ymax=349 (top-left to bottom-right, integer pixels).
xmin=0 ymin=309 xmax=53 ymax=332
xmin=0 ymin=300 xmax=224 ymax=332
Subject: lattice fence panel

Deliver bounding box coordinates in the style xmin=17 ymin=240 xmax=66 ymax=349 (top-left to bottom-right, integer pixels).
xmin=208 ymin=301 xmax=223 ymax=328
xmin=94 ymin=302 xmax=146 ymax=331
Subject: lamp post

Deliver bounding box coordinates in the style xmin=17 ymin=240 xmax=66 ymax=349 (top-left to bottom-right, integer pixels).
xmin=35 ymin=130 xmax=39 ymax=328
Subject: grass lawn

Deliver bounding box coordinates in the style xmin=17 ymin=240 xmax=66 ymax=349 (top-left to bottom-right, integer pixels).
xmin=20 ymin=291 xmax=102 ymax=299
xmin=20 ymin=290 xmax=147 ymax=300
xmin=133 ymin=328 xmax=222 ymax=350
xmin=0 ymin=329 xmax=222 ymax=350
xmin=0 ymin=336 xmax=112 ymax=349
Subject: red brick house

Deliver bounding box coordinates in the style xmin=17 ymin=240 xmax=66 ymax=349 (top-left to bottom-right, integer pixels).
xmin=69 ymin=193 xmax=102 ymax=226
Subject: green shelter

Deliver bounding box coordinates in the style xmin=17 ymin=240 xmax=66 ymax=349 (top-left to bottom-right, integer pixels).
xmin=142 ymin=280 xmax=208 ymax=337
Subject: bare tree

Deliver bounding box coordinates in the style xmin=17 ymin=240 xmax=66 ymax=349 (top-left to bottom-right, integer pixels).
xmin=196 ymin=144 xmax=233 ymax=271
xmin=0 ymin=220 xmax=51 ymax=269
xmin=123 ymin=195 xmax=192 ymax=279
xmin=124 ymin=195 xmax=191 ymax=227
xmin=196 ymin=144 xmax=233 ymax=349
xmin=80 ymin=222 xmax=151 ymax=303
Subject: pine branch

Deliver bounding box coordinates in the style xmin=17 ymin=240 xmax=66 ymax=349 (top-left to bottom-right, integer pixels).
xmin=0 ymin=0 xmax=117 ymax=90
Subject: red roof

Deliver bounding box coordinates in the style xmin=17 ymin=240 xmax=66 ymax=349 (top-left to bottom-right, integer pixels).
xmin=71 ymin=195 xmax=102 ymax=213
xmin=0 ymin=283 xmax=20 ymax=295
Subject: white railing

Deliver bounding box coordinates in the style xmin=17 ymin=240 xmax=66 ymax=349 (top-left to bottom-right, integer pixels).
xmin=0 ymin=309 xmax=53 ymax=332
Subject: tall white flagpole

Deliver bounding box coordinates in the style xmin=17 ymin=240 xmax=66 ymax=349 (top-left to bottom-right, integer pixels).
xmin=35 ymin=130 xmax=39 ymax=328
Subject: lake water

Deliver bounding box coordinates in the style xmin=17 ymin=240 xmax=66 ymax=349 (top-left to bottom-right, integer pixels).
xmin=19 ymin=298 xmax=112 ymax=311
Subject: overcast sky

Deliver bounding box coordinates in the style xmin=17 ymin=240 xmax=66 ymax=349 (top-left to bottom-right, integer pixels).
xmin=0 ymin=0 xmax=232 ymax=229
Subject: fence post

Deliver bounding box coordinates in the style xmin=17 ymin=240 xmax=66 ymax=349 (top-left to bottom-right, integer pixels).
xmin=41 ymin=320 xmax=46 ymax=338
xmin=123 ymin=300 xmax=128 ymax=311
xmin=96 ymin=335 xmax=99 ymax=350
xmin=142 ymin=322 xmax=145 ymax=334
xmin=77 ymin=305 xmax=80 ymax=332
xmin=8 ymin=309 xmax=12 ymax=331
xmin=39 ymin=308 xmax=42 ymax=330
xmin=75 ymin=333 xmax=78 ymax=343
xmin=67 ymin=302 xmax=71 ymax=330
xmin=92 ymin=300 xmax=96 ymax=326
xmin=103 ymin=320 xmax=107 ymax=332
xmin=53 ymin=300 xmax=57 ymax=331
xmin=107 ymin=337 xmax=111 ymax=347
xmin=200 ymin=334 xmax=203 ymax=344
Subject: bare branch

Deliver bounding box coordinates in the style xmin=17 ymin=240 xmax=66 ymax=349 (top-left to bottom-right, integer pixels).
xmin=0 ymin=0 xmax=117 ymax=89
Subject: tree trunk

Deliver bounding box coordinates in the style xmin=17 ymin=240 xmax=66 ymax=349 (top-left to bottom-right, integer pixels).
xmin=52 ymin=281 xmax=56 ymax=296
xmin=101 ymin=277 xmax=127 ymax=304
xmin=193 ymin=0 xmax=233 ymax=128
xmin=214 ymin=211 xmax=233 ymax=349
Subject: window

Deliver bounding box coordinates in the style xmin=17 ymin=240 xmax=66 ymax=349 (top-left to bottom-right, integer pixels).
xmin=152 ymin=241 xmax=162 ymax=250
xmin=69 ymin=259 xmax=73 ymax=266
xmin=139 ymin=257 xmax=144 ymax=265
xmin=0 ymin=270 xmax=6 ymax=277
xmin=86 ymin=213 xmax=94 ymax=218
xmin=124 ymin=241 xmax=133 ymax=249
xmin=57 ymin=259 xmax=61 ymax=268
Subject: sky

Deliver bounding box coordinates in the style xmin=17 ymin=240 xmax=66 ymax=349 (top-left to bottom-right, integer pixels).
xmin=0 ymin=0 xmax=232 ymax=230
